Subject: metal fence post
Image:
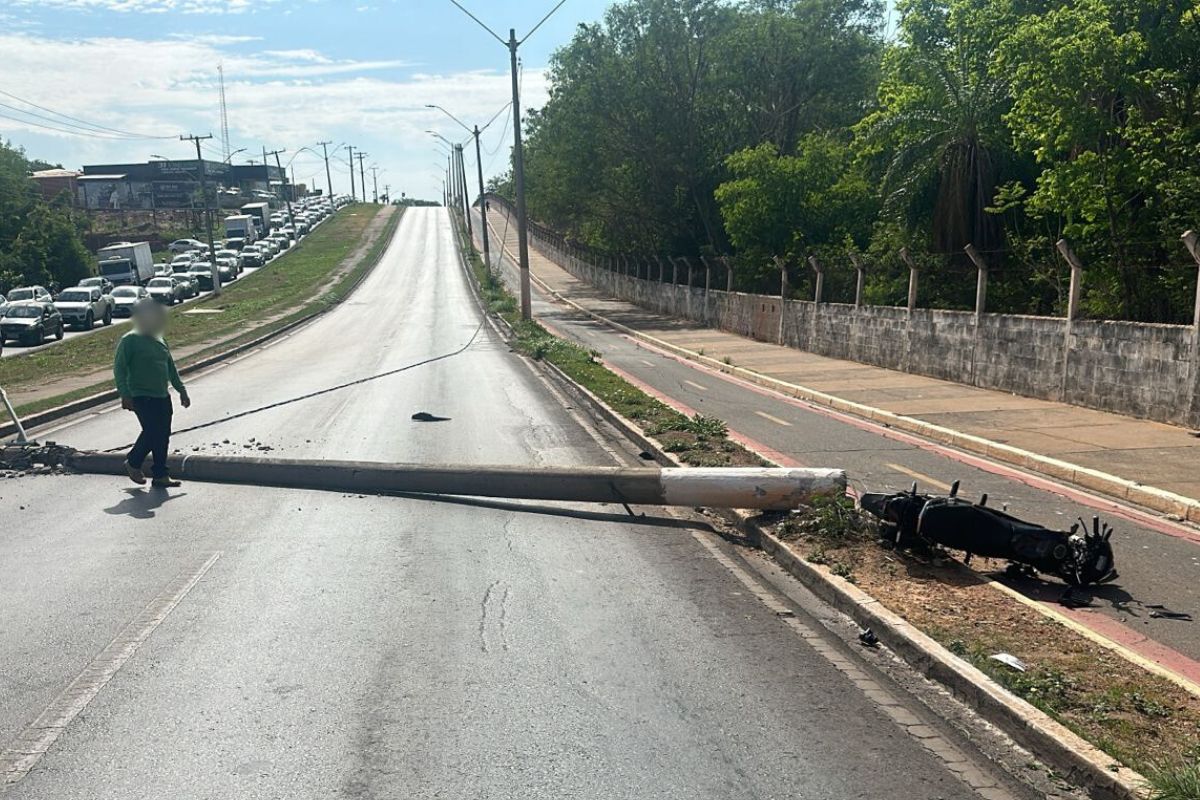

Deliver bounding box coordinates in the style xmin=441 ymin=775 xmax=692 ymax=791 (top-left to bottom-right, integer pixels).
xmin=1055 ymin=238 xmax=1085 ymax=402
xmin=808 ymin=255 xmax=824 ymax=304
xmin=900 ymin=247 xmax=919 ymax=312
xmin=964 ymin=243 xmax=989 ymax=320
xmin=725 ymin=256 xmax=734 ymax=293
xmin=849 ymin=252 xmax=865 ymax=309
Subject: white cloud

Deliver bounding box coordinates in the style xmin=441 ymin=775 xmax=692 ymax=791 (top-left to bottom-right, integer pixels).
xmin=11 ymin=0 xmax=278 ymax=13
xmin=0 ymin=33 xmax=547 ymax=199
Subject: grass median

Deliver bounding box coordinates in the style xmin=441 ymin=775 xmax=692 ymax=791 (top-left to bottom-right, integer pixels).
xmin=2 ymin=204 xmax=399 ymax=416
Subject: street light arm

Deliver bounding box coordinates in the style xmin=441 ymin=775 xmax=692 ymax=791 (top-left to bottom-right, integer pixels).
xmin=445 ymin=0 xmax=507 ymax=46
xmin=480 ymin=102 xmax=513 ymax=133
xmin=426 ymin=104 xmax=473 ymax=135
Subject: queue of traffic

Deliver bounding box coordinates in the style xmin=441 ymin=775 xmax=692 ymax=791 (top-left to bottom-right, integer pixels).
xmin=0 ymin=195 xmax=352 ymax=356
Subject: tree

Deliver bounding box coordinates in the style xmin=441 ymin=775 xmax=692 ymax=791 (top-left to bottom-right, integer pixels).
xmin=857 ymin=0 xmax=1015 ymax=253
xmin=0 ymin=139 xmax=93 ymax=295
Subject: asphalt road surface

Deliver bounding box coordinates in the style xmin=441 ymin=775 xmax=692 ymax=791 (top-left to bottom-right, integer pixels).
xmin=0 ymin=208 xmax=1042 ymax=798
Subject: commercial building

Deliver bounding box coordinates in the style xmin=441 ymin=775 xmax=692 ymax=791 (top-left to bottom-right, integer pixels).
xmin=29 ymin=168 xmax=82 ymax=203
xmin=76 ymin=160 xmax=287 ymax=210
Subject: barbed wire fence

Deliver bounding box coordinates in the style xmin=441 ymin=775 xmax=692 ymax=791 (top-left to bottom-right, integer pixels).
xmin=484 ymin=194 xmax=1200 ymax=328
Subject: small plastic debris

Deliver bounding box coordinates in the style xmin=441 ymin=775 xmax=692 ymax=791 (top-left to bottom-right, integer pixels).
xmin=858 ymin=628 xmax=879 ymax=648
xmin=1147 ymin=604 xmax=1193 ymax=621
xmin=989 ymin=653 xmax=1027 ymax=672
xmin=411 ymin=412 xmax=451 ymax=422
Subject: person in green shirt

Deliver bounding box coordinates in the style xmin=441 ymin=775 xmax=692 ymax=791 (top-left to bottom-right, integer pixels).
xmin=113 ymin=299 xmax=191 ymax=487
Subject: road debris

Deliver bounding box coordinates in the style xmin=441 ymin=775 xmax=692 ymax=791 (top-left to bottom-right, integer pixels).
xmin=1147 ymin=605 xmax=1193 ymax=621
xmin=989 ymin=653 xmax=1028 ymax=672
xmin=859 ymin=480 xmax=1118 ymax=586
xmin=411 ymin=412 xmax=451 ymax=422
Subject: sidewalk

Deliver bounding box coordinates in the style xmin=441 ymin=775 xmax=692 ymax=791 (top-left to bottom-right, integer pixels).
xmin=482 ymin=210 xmax=1200 ymax=517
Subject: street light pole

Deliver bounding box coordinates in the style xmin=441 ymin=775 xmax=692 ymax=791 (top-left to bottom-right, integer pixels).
xmin=265 ymin=148 xmax=295 ymax=230
xmin=181 ymin=133 xmax=220 ymax=295
xmin=318 ymin=140 xmax=334 ymax=200
xmin=508 ymin=28 xmax=532 ymax=319
xmin=446 ymin=0 xmax=570 ymax=319
xmin=370 ymin=166 xmax=379 ymax=203
xmin=347 ymin=144 xmax=356 ymax=202
xmin=473 ymin=125 xmax=491 ymax=268
xmin=455 ymin=144 xmax=473 ymax=240
xmin=355 ymin=153 xmax=368 ymax=204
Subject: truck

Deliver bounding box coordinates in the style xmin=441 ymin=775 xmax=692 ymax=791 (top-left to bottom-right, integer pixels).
xmin=241 ymin=202 xmax=271 ymax=236
xmin=96 ymin=242 xmax=154 ymax=287
xmin=224 ymin=214 xmax=257 ymax=244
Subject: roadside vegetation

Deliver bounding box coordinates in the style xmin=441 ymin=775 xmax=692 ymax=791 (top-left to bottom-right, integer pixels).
xmin=508 ymin=0 xmax=1200 ymax=322
xmin=774 ymin=500 xmax=1200 ymax=785
xmin=461 ymin=223 xmax=762 ymax=469
xmin=2 ymin=204 xmax=398 ymax=415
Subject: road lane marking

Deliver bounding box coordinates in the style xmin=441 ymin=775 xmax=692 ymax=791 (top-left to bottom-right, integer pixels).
xmin=885 ymin=462 xmax=952 ymax=492
xmin=639 ymin=359 xmax=655 ymax=368
xmin=683 ymin=380 xmax=708 ymax=392
xmin=0 ymin=551 xmax=221 ymax=788
xmin=754 ymin=410 xmax=792 ymax=427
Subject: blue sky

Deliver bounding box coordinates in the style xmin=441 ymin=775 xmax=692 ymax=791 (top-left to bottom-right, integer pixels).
xmin=0 ymin=0 xmax=613 ymax=200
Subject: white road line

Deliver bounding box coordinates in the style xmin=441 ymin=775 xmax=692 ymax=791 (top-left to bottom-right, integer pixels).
xmin=754 ymin=410 xmax=792 ymax=427
xmin=885 ymin=462 xmax=952 ymax=492
xmin=639 ymin=359 xmax=655 ymax=368
xmin=683 ymin=380 xmax=708 ymax=392
xmin=0 ymin=551 xmax=222 ymax=788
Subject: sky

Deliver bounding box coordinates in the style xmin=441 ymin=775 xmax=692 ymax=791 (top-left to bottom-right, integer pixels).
xmin=0 ymin=0 xmax=614 ymax=201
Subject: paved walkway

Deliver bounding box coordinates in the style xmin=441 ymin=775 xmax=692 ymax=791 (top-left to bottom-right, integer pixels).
xmin=482 ymin=211 xmax=1200 ymax=507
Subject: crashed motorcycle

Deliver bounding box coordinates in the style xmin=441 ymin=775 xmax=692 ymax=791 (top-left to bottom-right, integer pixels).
xmin=859 ymin=481 xmax=1118 ymax=586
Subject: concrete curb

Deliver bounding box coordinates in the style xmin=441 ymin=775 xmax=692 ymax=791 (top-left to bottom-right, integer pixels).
xmin=1 ymin=206 xmax=402 ymax=440
xmin=465 ymin=214 xmax=1149 ymax=800
xmin=517 ymin=239 xmax=1200 ymax=526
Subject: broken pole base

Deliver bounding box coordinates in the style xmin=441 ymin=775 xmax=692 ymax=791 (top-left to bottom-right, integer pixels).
xmin=58 ymin=449 xmax=845 ymax=511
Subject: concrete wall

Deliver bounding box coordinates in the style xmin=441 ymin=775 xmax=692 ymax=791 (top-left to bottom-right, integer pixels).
xmin=535 ymin=230 xmax=1200 ymax=429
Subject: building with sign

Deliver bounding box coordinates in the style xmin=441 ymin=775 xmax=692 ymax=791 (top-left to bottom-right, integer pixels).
xmin=77 ymin=160 xmax=287 ymax=210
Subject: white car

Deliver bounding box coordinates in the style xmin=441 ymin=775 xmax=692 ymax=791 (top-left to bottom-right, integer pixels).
xmin=168 ymin=238 xmax=206 ymax=254
xmin=6 ymin=285 xmax=53 ymax=304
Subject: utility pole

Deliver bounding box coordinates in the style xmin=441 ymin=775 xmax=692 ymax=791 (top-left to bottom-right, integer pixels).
xmin=265 ymin=148 xmax=296 ymax=230
xmin=383 ymin=184 xmax=390 ymax=204
xmin=181 ymin=133 xmax=220 ymax=295
xmin=447 ymin=2 xmax=570 ymax=318
xmin=370 ymin=166 xmax=379 ymax=204
xmin=508 ymin=29 xmax=531 ymax=319
xmin=455 ymin=143 xmax=472 ymax=240
xmin=472 ymin=124 xmax=491 ymax=269
xmin=355 ymin=152 xmax=368 ymax=205
xmin=319 ymin=140 xmax=333 ymax=199
xmin=347 ymin=144 xmax=356 ymax=202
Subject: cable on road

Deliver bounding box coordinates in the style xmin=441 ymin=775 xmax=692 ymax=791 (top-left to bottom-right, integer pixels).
xmin=102 ymin=319 xmax=487 ymax=452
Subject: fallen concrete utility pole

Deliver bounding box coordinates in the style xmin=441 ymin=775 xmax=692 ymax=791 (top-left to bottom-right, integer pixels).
xmin=42 ymin=448 xmax=845 ymax=511
xmin=0 ymin=385 xmax=29 ymax=444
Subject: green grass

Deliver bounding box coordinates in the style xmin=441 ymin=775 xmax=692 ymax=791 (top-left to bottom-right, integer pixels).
xmin=1147 ymin=759 xmax=1200 ymax=800
xmin=3 ymin=205 xmax=398 ymax=415
xmin=457 ymin=217 xmax=762 ymax=469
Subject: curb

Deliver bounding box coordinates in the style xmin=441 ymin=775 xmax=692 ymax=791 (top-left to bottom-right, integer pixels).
xmin=2 ymin=207 xmax=402 ymax=440
xmin=466 ymin=214 xmax=1148 ymax=800
xmin=495 ymin=215 xmax=1200 ymax=526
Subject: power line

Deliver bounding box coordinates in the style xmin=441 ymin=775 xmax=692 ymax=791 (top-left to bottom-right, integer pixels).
xmin=0 ymin=86 xmax=175 ymax=139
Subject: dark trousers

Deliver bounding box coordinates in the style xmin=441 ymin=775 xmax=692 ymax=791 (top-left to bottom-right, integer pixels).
xmin=128 ymin=396 xmax=173 ymax=479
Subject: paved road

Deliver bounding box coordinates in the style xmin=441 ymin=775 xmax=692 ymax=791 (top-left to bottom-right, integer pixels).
xmin=477 ymin=209 xmax=1200 ymax=672
xmin=0 ymin=208 xmax=1028 ymax=798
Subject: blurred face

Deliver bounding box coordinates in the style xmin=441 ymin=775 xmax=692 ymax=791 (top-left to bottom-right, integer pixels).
xmin=132 ymin=299 xmax=167 ymax=337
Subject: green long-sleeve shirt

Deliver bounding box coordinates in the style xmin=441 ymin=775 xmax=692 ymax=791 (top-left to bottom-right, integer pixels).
xmin=113 ymin=332 xmax=185 ymax=399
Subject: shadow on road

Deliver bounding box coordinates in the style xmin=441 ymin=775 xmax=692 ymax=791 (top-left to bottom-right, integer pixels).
xmin=104 ymin=487 xmax=187 ymax=519
xmin=388 ymin=490 xmax=711 ymax=531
